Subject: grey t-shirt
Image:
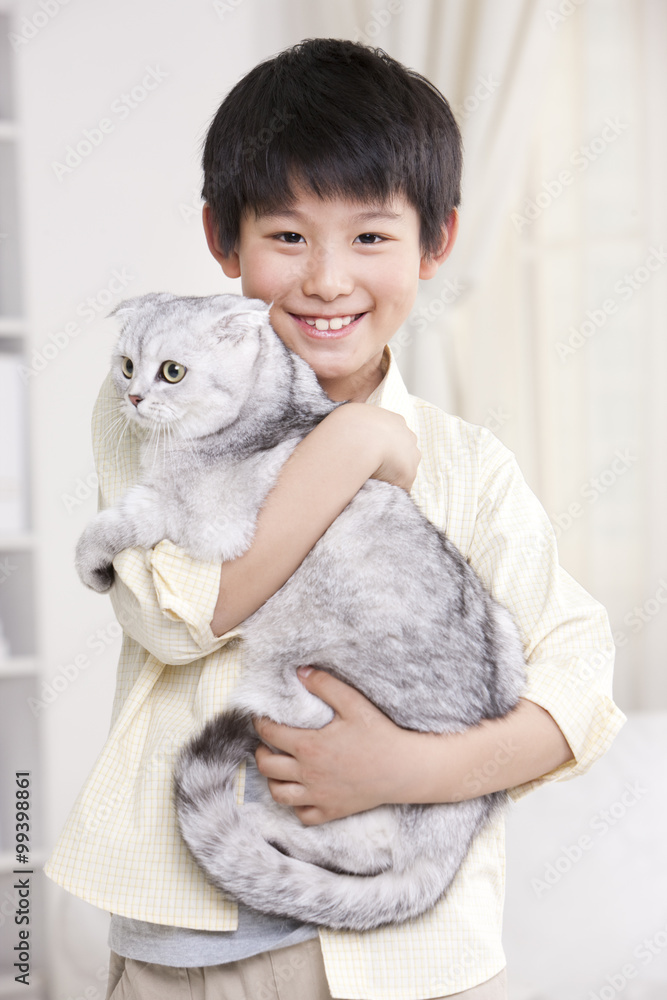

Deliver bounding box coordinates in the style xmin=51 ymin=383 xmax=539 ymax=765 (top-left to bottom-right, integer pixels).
xmin=108 ymin=758 xmax=318 ymax=967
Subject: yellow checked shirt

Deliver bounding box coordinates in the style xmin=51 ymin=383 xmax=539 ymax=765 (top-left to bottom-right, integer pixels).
xmin=45 ymin=347 xmax=626 ymax=998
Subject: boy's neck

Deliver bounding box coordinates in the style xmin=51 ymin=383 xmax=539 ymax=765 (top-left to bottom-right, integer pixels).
xmin=317 ymin=348 xmax=389 ymax=403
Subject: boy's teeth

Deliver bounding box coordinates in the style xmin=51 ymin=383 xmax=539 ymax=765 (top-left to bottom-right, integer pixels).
xmin=303 ymin=315 xmax=355 ymax=331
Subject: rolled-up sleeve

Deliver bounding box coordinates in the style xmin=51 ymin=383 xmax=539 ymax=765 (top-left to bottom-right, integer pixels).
xmin=92 ymin=373 xmax=239 ymax=666
xmin=111 ymin=543 xmax=239 ymax=666
xmin=468 ymin=430 xmax=627 ymax=803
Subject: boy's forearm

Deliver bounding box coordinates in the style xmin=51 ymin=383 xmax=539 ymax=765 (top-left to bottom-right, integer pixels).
xmin=393 ymin=698 xmax=575 ymax=804
xmin=211 ymin=405 xmax=386 ymax=636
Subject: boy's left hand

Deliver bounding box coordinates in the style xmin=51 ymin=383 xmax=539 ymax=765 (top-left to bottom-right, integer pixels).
xmin=252 ymin=666 xmax=416 ymax=826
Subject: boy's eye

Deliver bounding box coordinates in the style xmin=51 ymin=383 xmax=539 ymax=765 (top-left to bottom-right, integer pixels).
xmin=274 ymin=232 xmax=304 ymax=244
xmin=354 ymin=233 xmax=385 ymax=245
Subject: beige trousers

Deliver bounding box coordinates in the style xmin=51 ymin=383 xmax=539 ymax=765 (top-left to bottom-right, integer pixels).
xmin=105 ymin=937 xmax=508 ymax=999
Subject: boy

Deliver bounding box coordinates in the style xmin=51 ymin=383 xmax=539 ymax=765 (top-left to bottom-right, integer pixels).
xmin=45 ymin=38 xmax=626 ymax=1000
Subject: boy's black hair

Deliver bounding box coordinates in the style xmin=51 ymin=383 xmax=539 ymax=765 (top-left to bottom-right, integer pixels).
xmin=202 ymin=38 xmax=462 ymax=259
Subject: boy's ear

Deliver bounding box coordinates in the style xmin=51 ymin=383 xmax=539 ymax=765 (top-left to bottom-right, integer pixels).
xmin=203 ymin=203 xmax=241 ymax=279
xmin=419 ymin=209 xmax=459 ymax=280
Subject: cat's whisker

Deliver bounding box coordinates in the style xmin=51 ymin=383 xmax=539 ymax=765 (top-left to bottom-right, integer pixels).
xmin=108 ymin=414 xmax=132 ymax=471
xmin=98 ymin=411 xmax=128 ymax=450
xmin=148 ymin=423 xmax=162 ymax=478
xmin=114 ymin=422 xmax=130 ymax=469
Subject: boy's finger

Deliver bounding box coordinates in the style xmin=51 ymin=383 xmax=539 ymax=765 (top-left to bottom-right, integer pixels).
xmin=255 ymin=742 xmax=298 ymax=781
xmin=296 ymin=665 xmax=361 ymax=716
xmin=267 ymin=779 xmax=309 ymax=808
xmin=252 ymin=715 xmax=298 ymax=753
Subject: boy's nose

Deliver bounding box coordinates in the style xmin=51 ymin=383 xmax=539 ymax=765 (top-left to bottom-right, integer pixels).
xmin=129 ymin=395 xmax=143 ymax=407
xmin=302 ymin=251 xmax=354 ymax=300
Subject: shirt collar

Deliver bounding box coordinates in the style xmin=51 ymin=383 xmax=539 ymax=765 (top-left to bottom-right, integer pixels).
xmin=364 ymin=346 xmax=419 ymax=435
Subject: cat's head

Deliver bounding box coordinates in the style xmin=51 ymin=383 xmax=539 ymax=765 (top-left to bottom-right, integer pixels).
xmin=109 ymin=292 xmax=274 ymax=437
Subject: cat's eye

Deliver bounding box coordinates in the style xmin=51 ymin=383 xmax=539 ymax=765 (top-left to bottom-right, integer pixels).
xmin=160 ymin=360 xmax=187 ymax=383
xmin=121 ymin=357 xmax=134 ymax=379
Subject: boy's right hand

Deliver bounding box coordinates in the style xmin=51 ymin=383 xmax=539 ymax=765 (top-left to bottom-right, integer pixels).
xmin=341 ymin=403 xmax=421 ymax=493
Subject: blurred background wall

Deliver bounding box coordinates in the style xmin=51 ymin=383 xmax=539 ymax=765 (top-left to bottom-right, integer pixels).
xmin=0 ymin=0 xmax=665 ymax=997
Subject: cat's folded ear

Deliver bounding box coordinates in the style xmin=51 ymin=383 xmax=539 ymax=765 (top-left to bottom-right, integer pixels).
xmin=108 ymin=293 xmax=174 ymax=322
xmin=214 ymin=296 xmax=273 ymax=341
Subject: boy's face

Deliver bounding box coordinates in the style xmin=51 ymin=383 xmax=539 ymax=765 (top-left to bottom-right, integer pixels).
xmin=203 ymin=187 xmax=457 ymax=401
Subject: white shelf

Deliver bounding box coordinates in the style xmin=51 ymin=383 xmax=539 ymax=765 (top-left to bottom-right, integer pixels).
xmin=0 ymin=317 xmax=27 ymax=337
xmin=0 ymin=534 xmax=36 ymax=551
xmin=0 ymin=120 xmax=18 ymax=141
xmin=0 ymin=24 xmax=46 ymax=1000
xmin=0 ymin=657 xmax=37 ymax=678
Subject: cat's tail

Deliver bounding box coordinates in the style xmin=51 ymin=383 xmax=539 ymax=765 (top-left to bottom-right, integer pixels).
xmin=174 ymin=710 xmax=493 ymax=931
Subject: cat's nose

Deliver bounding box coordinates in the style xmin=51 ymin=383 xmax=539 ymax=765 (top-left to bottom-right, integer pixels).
xmin=129 ymin=395 xmax=143 ymax=407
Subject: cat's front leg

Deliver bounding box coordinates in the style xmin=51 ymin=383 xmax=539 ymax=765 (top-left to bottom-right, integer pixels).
xmin=75 ymin=485 xmax=167 ymax=593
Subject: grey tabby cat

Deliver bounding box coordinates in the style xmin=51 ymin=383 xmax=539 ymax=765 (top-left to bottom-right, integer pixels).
xmin=76 ymin=291 xmax=527 ymax=931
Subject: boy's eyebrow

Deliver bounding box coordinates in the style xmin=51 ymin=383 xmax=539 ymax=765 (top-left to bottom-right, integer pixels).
xmin=258 ymin=208 xmax=403 ymax=224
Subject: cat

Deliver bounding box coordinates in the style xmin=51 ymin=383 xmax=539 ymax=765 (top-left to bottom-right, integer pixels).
xmin=76 ymin=290 xmax=527 ymax=931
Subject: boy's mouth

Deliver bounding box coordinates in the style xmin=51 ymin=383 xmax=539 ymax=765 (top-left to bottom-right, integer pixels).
xmin=289 ymin=312 xmax=365 ymax=337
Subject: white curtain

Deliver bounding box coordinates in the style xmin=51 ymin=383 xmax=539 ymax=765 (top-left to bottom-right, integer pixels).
xmin=383 ymin=0 xmax=557 ymax=417
xmin=642 ymin=0 xmax=667 ymax=710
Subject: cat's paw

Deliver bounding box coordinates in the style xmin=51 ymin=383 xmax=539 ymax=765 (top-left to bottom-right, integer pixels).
xmin=75 ymin=540 xmax=115 ymax=593
xmin=77 ymin=556 xmax=115 ymax=593
xmin=86 ymin=562 xmax=115 ymax=593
